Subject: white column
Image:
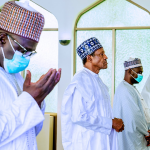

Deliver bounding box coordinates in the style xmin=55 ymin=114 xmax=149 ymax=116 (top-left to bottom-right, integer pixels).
xmin=57 ymin=39 xmax=73 ymax=150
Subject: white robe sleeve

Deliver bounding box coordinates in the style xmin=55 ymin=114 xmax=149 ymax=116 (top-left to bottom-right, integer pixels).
xmin=113 ymin=85 xmax=149 ymax=150
xmin=0 ymin=92 xmax=44 ymax=147
xmin=71 ymin=88 xmax=112 ymax=135
xmin=35 ymin=100 xmax=46 ymax=136
xmin=141 ymin=75 xmax=150 ymax=109
xmin=113 ymin=89 xmax=149 ymax=136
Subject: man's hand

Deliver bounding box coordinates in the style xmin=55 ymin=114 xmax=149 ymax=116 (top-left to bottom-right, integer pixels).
xmin=145 ymin=130 xmax=150 ymax=146
xmin=112 ymin=118 xmax=124 ymax=132
xmin=23 ymin=68 xmax=61 ymax=107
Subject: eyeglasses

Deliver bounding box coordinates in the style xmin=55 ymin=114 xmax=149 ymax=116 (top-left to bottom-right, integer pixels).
xmin=8 ymin=35 xmax=37 ymax=58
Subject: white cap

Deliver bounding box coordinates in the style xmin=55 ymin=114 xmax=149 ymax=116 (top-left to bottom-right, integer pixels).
xmin=127 ymin=57 xmax=135 ymax=62
xmin=15 ymin=0 xmax=38 ymax=12
xmin=124 ymin=57 xmax=142 ymax=70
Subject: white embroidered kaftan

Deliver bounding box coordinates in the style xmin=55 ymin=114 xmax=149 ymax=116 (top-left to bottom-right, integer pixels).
xmin=61 ymin=68 xmax=118 ymax=150
xmin=113 ymin=80 xmax=150 ymax=150
xmin=0 ymin=67 xmax=45 ymax=150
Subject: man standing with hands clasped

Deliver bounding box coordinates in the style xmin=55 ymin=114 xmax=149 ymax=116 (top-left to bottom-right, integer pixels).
xmin=61 ymin=37 xmax=124 ymax=150
xmin=113 ymin=58 xmax=150 ymax=150
xmin=0 ymin=0 xmax=61 ymax=149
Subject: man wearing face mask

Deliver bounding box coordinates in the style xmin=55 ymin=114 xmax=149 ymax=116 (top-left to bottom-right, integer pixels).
xmin=113 ymin=57 xmax=150 ymax=150
xmin=0 ymin=1 xmax=61 ymax=150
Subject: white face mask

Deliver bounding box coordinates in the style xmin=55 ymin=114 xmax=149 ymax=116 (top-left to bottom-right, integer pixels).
xmin=1 ymin=35 xmax=30 ymax=74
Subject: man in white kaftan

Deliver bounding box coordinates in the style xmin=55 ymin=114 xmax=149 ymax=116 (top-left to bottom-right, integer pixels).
xmin=0 ymin=67 xmax=45 ymax=149
xmin=113 ymin=57 xmax=150 ymax=150
xmin=0 ymin=1 xmax=61 ymax=149
xmin=61 ymin=37 xmax=124 ymax=150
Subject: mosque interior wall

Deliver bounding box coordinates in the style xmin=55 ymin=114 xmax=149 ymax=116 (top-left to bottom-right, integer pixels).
xmin=0 ymin=0 xmax=150 ymax=149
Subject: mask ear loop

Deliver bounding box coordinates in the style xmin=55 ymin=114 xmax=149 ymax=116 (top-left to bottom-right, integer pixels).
xmin=130 ymin=73 xmax=135 ymax=79
xmin=1 ymin=47 xmax=5 ymax=59
xmin=7 ymin=35 xmax=15 ymax=53
xmin=130 ymin=69 xmax=139 ymax=80
xmin=131 ymin=69 xmax=138 ymax=75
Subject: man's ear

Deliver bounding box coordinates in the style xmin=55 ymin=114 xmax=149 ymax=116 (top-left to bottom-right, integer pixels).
xmin=0 ymin=33 xmax=7 ymax=47
xmin=128 ymin=68 xmax=132 ymax=74
xmin=86 ymin=55 xmax=92 ymax=62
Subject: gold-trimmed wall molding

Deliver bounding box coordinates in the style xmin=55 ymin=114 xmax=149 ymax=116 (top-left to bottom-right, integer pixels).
xmin=74 ymin=0 xmax=150 ymax=29
xmin=43 ymin=28 xmax=58 ymax=31
xmin=76 ymin=26 xmax=150 ymax=30
xmin=127 ymin=0 xmax=150 ymax=15
xmin=74 ymin=0 xmax=106 ymax=29
xmin=73 ymin=0 xmax=150 ymax=75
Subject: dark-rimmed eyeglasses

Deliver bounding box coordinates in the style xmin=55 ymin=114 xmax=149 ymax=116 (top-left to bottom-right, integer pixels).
xmin=8 ymin=35 xmax=37 ymax=58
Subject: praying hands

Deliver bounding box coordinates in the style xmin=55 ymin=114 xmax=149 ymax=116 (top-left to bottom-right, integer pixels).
xmin=23 ymin=68 xmax=61 ymax=107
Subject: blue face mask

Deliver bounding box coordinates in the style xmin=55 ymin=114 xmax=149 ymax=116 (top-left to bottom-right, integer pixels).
xmin=1 ymin=36 xmax=30 ymax=74
xmin=131 ymin=69 xmax=143 ymax=83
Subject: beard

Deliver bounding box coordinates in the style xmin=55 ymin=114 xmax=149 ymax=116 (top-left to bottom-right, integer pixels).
xmin=131 ymin=77 xmax=139 ymax=84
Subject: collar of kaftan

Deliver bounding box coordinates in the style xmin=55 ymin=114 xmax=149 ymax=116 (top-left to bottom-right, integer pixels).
xmin=84 ymin=67 xmax=99 ymax=78
xmin=123 ymin=80 xmax=135 ymax=88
